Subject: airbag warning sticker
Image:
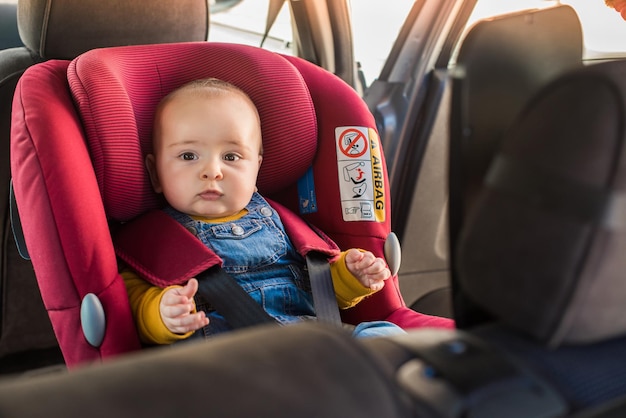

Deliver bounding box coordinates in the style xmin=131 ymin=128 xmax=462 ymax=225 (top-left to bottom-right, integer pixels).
xmin=335 ymin=127 xmax=385 ymax=222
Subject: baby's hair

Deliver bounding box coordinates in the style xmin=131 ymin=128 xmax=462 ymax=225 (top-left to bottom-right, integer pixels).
xmin=154 ymin=78 xmax=263 ymax=154
xmin=160 ymin=78 xmax=254 ymax=107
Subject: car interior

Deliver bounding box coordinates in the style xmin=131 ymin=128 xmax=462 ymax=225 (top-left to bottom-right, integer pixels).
xmin=0 ymin=1 xmax=626 ymax=417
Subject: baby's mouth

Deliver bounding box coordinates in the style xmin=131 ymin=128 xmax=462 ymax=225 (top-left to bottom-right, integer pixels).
xmin=199 ymin=189 xmax=223 ymax=200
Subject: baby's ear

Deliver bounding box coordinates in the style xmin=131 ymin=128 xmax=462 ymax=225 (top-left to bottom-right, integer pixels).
xmin=145 ymin=154 xmax=163 ymax=193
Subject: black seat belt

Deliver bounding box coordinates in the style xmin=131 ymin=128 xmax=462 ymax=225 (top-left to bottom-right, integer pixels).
xmin=196 ymin=265 xmax=276 ymax=328
xmin=306 ymin=252 xmax=342 ymax=326
xmin=195 ymin=252 xmax=342 ymax=329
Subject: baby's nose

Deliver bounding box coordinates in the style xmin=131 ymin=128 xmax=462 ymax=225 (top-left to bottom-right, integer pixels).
xmin=201 ymin=161 xmax=223 ymax=180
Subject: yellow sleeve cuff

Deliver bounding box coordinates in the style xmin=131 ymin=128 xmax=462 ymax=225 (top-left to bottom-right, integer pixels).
xmin=329 ymin=250 xmax=376 ymax=309
xmin=122 ymin=269 xmax=194 ymax=345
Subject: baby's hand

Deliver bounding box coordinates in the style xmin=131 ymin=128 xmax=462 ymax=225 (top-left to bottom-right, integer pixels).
xmin=345 ymin=249 xmax=391 ymax=292
xmin=160 ymin=278 xmax=209 ymax=334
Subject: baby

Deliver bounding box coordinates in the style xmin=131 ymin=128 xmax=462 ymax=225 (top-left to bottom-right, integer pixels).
xmin=122 ymin=78 xmax=404 ymax=343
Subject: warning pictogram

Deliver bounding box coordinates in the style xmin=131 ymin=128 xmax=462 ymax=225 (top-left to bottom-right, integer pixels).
xmin=338 ymin=128 xmax=368 ymax=158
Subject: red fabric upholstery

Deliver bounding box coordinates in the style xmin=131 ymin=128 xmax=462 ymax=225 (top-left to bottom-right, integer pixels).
xmin=12 ymin=42 xmax=452 ymax=367
xmin=11 ymin=60 xmax=141 ymax=366
xmin=113 ymin=210 xmax=224 ymax=287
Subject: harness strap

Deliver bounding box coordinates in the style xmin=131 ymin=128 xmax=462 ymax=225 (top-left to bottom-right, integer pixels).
xmin=306 ymin=252 xmax=342 ymax=326
xmin=114 ymin=209 xmax=222 ymax=287
xmin=196 ymin=265 xmax=276 ymax=328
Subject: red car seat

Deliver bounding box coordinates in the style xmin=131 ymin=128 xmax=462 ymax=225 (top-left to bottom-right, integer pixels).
xmin=12 ymin=41 xmax=453 ymax=368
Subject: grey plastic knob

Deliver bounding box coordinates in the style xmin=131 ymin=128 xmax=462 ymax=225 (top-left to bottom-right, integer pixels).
xmin=384 ymin=232 xmax=402 ymax=276
xmin=80 ymin=293 xmax=106 ymax=348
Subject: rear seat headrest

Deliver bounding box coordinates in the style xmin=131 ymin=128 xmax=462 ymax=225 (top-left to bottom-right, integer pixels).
xmin=17 ymin=0 xmax=209 ymax=60
xmin=457 ymin=60 xmax=626 ymax=347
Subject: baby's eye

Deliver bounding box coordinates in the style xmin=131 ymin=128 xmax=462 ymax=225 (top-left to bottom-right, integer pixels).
xmin=223 ymin=153 xmax=240 ymax=162
xmin=179 ymin=152 xmax=198 ymax=161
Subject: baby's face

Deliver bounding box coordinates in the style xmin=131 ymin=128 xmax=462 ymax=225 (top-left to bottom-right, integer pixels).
xmin=147 ymin=91 xmax=262 ymax=219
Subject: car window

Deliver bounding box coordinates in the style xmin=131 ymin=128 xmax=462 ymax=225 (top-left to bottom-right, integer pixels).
xmin=208 ymin=0 xmax=412 ymax=92
xmin=563 ymin=0 xmax=626 ymax=58
xmin=0 ymin=0 xmax=20 ymax=49
xmin=208 ymin=0 xmax=293 ymax=55
xmin=349 ymin=1 xmax=413 ymax=88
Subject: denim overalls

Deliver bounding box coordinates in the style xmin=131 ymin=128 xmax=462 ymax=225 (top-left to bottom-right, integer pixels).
xmin=165 ymin=192 xmax=316 ymax=336
xmin=165 ymin=192 xmax=405 ymax=339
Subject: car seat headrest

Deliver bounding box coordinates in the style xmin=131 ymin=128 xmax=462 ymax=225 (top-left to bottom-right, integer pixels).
xmin=17 ymin=0 xmax=209 ymax=60
xmin=451 ymin=4 xmax=582 ymax=219
xmin=457 ymin=60 xmax=626 ymax=347
xmin=68 ymin=42 xmax=318 ymax=221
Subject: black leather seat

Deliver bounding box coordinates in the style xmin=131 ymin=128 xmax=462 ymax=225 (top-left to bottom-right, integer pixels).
xmin=448 ymin=5 xmax=583 ymax=327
